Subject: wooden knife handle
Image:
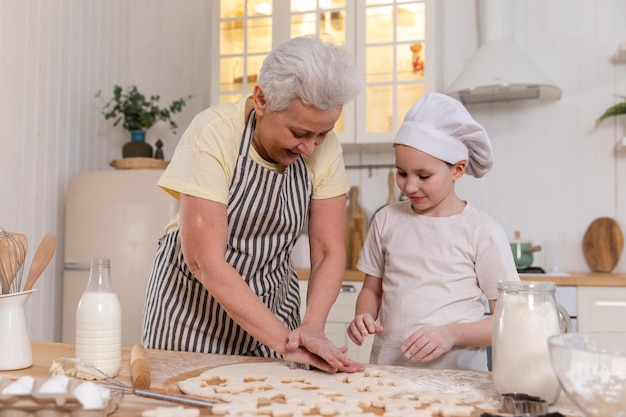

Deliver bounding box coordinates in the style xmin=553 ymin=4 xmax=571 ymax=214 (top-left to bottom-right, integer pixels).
xmin=130 ymin=343 xmax=151 ymax=389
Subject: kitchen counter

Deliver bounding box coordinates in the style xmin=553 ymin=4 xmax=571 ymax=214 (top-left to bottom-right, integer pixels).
xmin=0 ymin=342 xmax=582 ymax=416
xmin=297 ymin=269 xmax=626 ymax=286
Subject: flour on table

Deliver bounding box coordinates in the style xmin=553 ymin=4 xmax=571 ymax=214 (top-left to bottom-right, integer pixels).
xmin=178 ymin=362 xmax=475 ymax=417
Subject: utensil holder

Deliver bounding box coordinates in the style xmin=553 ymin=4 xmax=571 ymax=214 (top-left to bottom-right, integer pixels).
xmin=0 ymin=289 xmax=35 ymax=370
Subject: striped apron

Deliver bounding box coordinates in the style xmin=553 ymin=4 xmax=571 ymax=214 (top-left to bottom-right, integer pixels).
xmin=142 ymin=110 xmax=311 ymax=357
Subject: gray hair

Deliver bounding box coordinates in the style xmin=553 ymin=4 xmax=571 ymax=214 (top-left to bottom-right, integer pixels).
xmin=258 ymin=36 xmax=362 ymax=112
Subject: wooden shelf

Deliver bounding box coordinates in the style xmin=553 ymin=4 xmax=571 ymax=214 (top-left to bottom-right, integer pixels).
xmin=297 ymin=269 xmax=364 ymax=281
xmin=296 ymin=269 xmax=626 ymax=287
xmin=519 ymin=272 xmax=626 ymax=287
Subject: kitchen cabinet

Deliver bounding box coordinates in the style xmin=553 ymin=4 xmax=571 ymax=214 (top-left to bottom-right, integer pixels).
xmin=516 ymin=273 xmax=626 ymax=332
xmin=577 ymin=286 xmax=626 ymax=332
xmin=210 ymin=0 xmax=436 ymax=151
xmin=299 ymin=280 xmax=374 ymax=363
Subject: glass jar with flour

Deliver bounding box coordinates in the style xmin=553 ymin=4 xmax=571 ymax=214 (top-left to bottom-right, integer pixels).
xmin=492 ymin=281 xmax=570 ymax=404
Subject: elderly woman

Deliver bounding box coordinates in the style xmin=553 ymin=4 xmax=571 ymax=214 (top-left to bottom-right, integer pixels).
xmin=142 ymin=36 xmax=364 ymax=373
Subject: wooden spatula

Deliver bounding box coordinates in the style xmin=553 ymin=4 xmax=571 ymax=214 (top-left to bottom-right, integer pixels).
xmin=22 ymin=232 xmax=56 ymax=291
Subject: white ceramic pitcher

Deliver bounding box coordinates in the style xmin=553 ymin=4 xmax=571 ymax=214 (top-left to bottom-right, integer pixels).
xmin=0 ymin=289 xmax=35 ymax=370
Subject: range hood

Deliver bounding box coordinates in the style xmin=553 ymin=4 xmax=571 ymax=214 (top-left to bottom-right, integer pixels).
xmin=445 ymin=0 xmax=561 ymax=105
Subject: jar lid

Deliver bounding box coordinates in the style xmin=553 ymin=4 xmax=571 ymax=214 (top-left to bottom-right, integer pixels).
xmin=497 ymin=281 xmax=556 ymax=292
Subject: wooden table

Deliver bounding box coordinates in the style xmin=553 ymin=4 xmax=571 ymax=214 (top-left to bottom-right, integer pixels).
xmin=0 ymin=342 xmax=583 ymax=416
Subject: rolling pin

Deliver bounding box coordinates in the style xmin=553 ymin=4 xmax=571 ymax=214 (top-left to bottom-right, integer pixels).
xmin=130 ymin=343 xmax=152 ymax=389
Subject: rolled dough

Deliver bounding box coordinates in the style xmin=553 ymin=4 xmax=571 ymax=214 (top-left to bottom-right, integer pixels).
xmin=178 ymin=362 xmax=476 ymax=417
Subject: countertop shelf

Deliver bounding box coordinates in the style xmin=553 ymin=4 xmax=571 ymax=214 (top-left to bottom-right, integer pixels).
xmin=296 ymin=269 xmax=626 ymax=287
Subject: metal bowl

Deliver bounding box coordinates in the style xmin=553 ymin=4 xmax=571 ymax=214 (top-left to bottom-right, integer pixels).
xmin=548 ymin=332 xmax=626 ymax=417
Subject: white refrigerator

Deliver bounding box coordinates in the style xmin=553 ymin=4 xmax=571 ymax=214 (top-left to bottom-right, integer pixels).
xmin=62 ymin=170 xmax=178 ymax=346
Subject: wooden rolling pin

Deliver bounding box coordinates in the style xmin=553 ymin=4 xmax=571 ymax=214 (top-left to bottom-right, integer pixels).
xmin=130 ymin=343 xmax=152 ymax=389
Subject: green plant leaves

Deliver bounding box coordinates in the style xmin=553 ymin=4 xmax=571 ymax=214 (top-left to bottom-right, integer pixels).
xmin=595 ymin=95 xmax=626 ymax=127
xmin=98 ymin=84 xmax=192 ymax=133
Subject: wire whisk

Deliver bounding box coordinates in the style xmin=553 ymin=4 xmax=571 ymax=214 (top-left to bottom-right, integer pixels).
xmin=0 ymin=228 xmax=27 ymax=294
xmin=50 ymin=357 xmax=216 ymax=408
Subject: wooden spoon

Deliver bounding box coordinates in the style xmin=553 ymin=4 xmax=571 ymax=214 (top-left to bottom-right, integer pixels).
xmin=22 ymin=232 xmax=56 ymax=291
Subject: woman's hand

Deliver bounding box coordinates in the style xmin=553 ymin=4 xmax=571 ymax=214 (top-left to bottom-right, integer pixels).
xmin=284 ymin=326 xmax=365 ymax=373
xmin=347 ymin=313 xmax=383 ymax=346
xmin=401 ymin=325 xmax=455 ymax=363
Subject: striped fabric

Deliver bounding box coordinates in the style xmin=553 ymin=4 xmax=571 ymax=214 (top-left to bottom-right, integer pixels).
xmin=142 ymin=110 xmax=311 ymax=358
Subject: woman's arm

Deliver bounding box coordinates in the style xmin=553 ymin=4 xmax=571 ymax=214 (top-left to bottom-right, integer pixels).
xmin=301 ymin=195 xmax=347 ymax=331
xmin=285 ymin=194 xmax=364 ymax=372
xmin=179 ymin=193 xmax=291 ymax=354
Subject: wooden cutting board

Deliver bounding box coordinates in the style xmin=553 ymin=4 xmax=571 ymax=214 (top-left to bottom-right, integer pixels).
xmin=346 ymin=186 xmax=368 ymax=270
xmin=582 ymin=217 xmax=624 ymax=273
xmin=371 ymin=170 xmax=396 ymax=222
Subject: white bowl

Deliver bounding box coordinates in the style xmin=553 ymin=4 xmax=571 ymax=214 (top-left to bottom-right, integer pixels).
xmin=548 ymin=332 xmax=626 ymax=417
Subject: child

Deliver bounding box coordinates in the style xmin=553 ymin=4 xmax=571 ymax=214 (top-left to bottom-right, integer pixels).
xmin=347 ymin=93 xmax=519 ymax=371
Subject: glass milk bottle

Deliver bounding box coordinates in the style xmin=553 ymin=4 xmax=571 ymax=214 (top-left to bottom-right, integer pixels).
xmin=492 ymin=281 xmax=570 ymax=404
xmin=75 ymin=258 xmax=122 ymax=377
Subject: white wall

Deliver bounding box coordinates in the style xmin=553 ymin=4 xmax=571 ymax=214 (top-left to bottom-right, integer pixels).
xmin=1 ymin=0 xmax=625 ymax=343
xmin=0 ymin=0 xmax=212 ymax=342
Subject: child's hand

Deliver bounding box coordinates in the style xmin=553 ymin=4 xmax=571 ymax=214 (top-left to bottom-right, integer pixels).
xmin=347 ymin=314 xmax=384 ymax=346
xmin=401 ymin=325 xmax=454 ymax=363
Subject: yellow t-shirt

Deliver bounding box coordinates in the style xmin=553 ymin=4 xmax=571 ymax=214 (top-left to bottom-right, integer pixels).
xmin=158 ymin=97 xmax=350 ymax=233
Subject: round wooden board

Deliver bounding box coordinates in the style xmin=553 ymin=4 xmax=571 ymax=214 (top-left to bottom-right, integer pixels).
xmin=582 ymin=217 xmax=624 ymax=273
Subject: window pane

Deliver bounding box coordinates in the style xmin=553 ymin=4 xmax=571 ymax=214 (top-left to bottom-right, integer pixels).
xmin=320 ymin=0 xmax=345 ymax=7
xmin=320 ymin=10 xmax=346 ymax=45
xmin=247 ymin=17 xmax=272 ymax=53
xmin=366 ymin=85 xmax=393 ymax=133
xmin=397 ymin=83 xmax=425 ymax=127
xmin=397 ymin=43 xmax=424 ymax=81
xmin=221 ymin=21 xmax=245 ymax=55
xmin=247 ymin=55 xmax=264 ymax=88
xmin=291 ymin=12 xmax=317 ymax=37
xmin=366 ymin=45 xmax=393 ymax=83
xmin=366 ymin=6 xmax=393 ymax=44
xmin=220 ymin=57 xmax=241 ymax=89
xmin=335 ymin=109 xmax=345 ymax=134
xmin=397 ymin=2 xmax=425 ymax=42
xmin=221 ymin=0 xmax=244 ymax=19
xmin=292 ymin=0 xmax=317 ymax=12
xmin=248 ymin=0 xmax=272 ymax=16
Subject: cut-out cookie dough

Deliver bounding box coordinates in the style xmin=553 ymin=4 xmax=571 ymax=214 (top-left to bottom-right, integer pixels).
xmin=178 ymin=362 xmax=477 ymax=417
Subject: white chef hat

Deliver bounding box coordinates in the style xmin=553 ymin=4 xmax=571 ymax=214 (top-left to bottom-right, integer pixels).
xmin=393 ymin=93 xmax=494 ymax=178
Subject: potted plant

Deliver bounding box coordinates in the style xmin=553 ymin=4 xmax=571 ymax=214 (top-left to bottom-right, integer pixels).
xmin=595 ymin=95 xmax=626 ymax=127
xmin=96 ymin=84 xmax=192 ymax=158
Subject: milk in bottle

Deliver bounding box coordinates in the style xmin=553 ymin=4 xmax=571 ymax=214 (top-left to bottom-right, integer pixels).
xmin=75 ymin=258 xmax=122 ymax=377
